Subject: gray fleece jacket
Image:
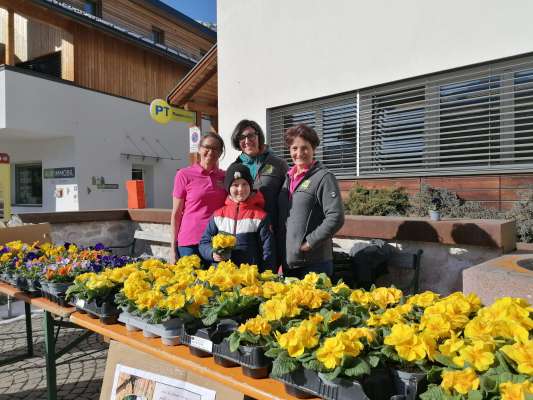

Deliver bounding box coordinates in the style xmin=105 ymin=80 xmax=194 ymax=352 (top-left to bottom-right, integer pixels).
xmin=278 ymin=162 xmax=345 ymax=269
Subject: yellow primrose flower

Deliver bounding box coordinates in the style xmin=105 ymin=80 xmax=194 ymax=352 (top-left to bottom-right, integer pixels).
xmin=349 ymin=289 xmax=371 ymax=306
xmin=240 ymin=285 xmax=263 ymax=297
xmin=370 ymin=287 xmax=403 ymax=309
xmin=501 ymin=341 xmax=533 ymax=376
xmin=260 ymin=269 xmax=277 ymax=281
xmin=185 ymin=285 xmax=213 ymax=306
xmin=135 ymin=290 xmax=164 ymax=310
xmin=212 ymin=233 xmax=237 ymax=250
xmin=344 ymin=327 xmax=376 ymax=343
xmin=384 ymin=323 xmax=426 ymax=362
xmin=331 ymin=282 xmax=350 ymax=293
xmin=440 ymin=368 xmax=479 ymax=395
xmin=420 ymin=313 xmax=452 ymax=339
xmin=277 ymin=329 xmax=305 ymax=358
xmin=237 ymin=316 xmax=271 ymax=336
xmin=86 ymin=276 xmax=114 ymax=290
xmin=453 ymin=341 xmax=495 ymax=372
xmin=75 ymin=272 xmax=97 ymax=284
xmin=499 ymin=381 xmax=533 ymax=400
xmin=158 ymin=293 xmax=186 ymax=311
xmin=439 ymin=333 xmax=464 ymax=357
xmin=316 ymin=336 xmax=346 ymax=369
xmin=407 ymin=291 xmax=440 ymax=308
xmin=175 ymin=254 xmax=202 ymax=269
xmin=262 ymin=281 xmax=288 ymax=298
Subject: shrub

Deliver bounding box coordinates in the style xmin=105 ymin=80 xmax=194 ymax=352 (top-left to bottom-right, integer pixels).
xmin=344 ymin=185 xmax=410 ymax=216
xmin=505 ymin=189 xmax=533 ymax=243
xmin=409 ymin=184 xmax=503 ymax=219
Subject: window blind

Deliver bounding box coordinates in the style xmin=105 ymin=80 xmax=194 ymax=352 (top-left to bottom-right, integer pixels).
xmin=267 ymin=93 xmax=357 ymax=176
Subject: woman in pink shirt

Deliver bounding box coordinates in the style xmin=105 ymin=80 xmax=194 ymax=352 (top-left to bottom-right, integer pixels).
xmin=170 ymin=133 xmax=226 ymax=263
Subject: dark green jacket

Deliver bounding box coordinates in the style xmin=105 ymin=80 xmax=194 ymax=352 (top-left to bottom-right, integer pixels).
xmin=278 ymin=162 xmax=345 ymax=269
xmin=233 ymin=150 xmax=288 ymax=234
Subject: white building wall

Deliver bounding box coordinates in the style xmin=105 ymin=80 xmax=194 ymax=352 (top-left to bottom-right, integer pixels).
xmin=217 ymin=0 xmax=533 ymax=166
xmin=0 ymin=69 xmax=189 ymax=212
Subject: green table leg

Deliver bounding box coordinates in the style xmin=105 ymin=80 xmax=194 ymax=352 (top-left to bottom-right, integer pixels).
xmin=24 ymin=302 xmax=33 ymax=357
xmin=44 ymin=311 xmax=57 ymax=400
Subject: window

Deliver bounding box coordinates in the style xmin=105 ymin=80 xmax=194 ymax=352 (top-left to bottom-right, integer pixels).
xmin=151 ymin=27 xmax=165 ymax=45
xmin=269 ymin=54 xmax=533 ymax=178
xmin=83 ymin=0 xmax=102 ymax=17
xmin=15 ymin=163 xmax=42 ymax=205
xmin=268 ymin=93 xmax=357 ymax=176
xmin=132 ymin=167 xmax=143 ymax=180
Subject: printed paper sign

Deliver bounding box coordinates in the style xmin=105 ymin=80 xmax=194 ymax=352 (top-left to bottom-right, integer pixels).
xmin=189 ymin=127 xmax=201 ymax=153
xmin=189 ymin=336 xmax=213 ymax=353
xmin=110 ymin=364 xmax=216 ymax=400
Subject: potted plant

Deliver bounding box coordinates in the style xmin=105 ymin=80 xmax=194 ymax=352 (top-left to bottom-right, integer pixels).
xmin=211 ymin=233 xmax=236 ymax=261
xmin=429 ymin=192 xmax=442 ymax=221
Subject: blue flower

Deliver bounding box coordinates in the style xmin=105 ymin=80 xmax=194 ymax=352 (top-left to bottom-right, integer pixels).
xmin=94 ymin=243 xmax=105 ymax=251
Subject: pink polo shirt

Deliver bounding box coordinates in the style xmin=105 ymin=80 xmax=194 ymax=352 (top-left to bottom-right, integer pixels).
xmin=288 ymin=162 xmax=315 ymax=195
xmin=173 ymin=163 xmax=226 ymax=246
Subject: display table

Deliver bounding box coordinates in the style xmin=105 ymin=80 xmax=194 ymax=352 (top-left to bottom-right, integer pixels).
xmin=70 ymin=312 xmax=319 ymax=400
xmin=0 ymin=282 xmax=92 ymax=400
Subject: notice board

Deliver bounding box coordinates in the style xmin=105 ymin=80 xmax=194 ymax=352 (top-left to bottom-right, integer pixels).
xmin=100 ymin=340 xmax=244 ymax=400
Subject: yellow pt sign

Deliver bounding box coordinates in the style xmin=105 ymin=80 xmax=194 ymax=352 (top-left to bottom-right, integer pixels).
xmin=149 ymin=99 xmax=195 ymax=124
xmin=0 ymin=153 xmax=11 ymax=222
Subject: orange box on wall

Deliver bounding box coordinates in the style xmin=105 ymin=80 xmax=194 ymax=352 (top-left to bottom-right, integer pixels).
xmin=126 ymin=180 xmax=145 ymax=209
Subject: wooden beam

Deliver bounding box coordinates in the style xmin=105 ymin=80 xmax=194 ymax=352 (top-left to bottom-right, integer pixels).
xmin=5 ymin=8 xmax=14 ymax=65
xmin=61 ymin=33 xmax=74 ymax=81
xmin=184 ymin=101 xmax=218 ymax=116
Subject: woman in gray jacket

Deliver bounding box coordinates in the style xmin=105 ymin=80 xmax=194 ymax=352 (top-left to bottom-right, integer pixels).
xmin=278 ymin=124 xmax=345 ymax=278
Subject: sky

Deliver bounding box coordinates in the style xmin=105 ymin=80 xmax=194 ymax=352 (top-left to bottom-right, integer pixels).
xmin=161 ymin=0 xmax=217 ymax=24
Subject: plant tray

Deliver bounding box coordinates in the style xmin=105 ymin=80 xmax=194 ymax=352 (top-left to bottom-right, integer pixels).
xmin=118 ymin=312 xmax=183 ymax=346
xmin=212 ymin=339 xmax=271 ymax=378
xmin=182 ymin=319 xmax=238 ymax=358
xmin=391 ymin=369 xmax=428 ymax=400
xmin=276 ymin=368 xmax=394 ymax=400
xmin=41 ymin=290 xmax=70 ymax=307
xmin=74 ymin=298 xmax=121 ymax=325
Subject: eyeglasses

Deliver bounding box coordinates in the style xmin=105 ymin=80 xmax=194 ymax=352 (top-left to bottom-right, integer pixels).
xmin=239 ymin=132 xmax=258 ymax=142
xmin=200 ymin=144 xmax=221 ymax=153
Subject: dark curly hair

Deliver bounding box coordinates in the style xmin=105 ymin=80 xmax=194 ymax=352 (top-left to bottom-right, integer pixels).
xmin=231 ymin=119 xmax=266 ymax=150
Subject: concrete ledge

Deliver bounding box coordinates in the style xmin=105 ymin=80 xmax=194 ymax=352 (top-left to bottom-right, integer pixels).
xmin=338 ymin=216 xmax=516 ymax=252
xmin=19 ymin=210 xmax=516 ymax=252
xmin=463 ymin=254 xmax=533 ymax=304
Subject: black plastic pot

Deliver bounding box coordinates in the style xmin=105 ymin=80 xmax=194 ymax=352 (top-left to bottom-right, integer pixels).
xmin=212 ymin=339 xmax=271 ymax=378
xmin=183 ymin=319 xmax=238 ymax=358
xmin=391 ymin=369 xmax=427 ymax=400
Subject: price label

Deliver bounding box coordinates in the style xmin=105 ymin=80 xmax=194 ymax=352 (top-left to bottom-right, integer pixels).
xmin=190 ymin=336 xmax=213 ymax=353
xmin=75 ymin=299 xmax=85 ymax=308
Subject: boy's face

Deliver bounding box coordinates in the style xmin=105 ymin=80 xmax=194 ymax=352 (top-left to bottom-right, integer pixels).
xmin=229 ymin=178 xmax=251 ymax=202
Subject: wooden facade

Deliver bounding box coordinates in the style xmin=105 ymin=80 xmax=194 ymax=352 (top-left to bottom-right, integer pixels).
xmin=0 ymin=0 xmax=215 ymax=103
xmin=62 ymin=0 xmax=213 ymax=60
xmin=339 ymin=174 xmax=533 ymax=211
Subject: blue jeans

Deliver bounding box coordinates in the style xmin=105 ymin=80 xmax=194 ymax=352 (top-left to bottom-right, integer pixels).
xmin=177 ymin=245 xmax=200 ymax=257
xmin=284 ymin=260 xmax=333 ymax=279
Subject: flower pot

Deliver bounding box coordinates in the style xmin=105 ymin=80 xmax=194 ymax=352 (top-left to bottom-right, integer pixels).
xmin=15 ymin=276 xmax=28 ymax=290
xmin=216 ymin=248 xmax=232 ymax=261
xmin=391 ymin=369 xmax=427 ymax=400
xmin=429 ymin=210 xmax=441 ymax=221
xmin=47 ymin=282 xmax=72 ymax=295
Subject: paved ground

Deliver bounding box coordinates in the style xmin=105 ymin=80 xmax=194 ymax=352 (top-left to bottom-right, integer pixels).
xmin=0 ymin=301 xmax=108 ymax=400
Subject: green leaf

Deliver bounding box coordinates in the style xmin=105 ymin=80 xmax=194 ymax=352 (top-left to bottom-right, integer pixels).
xmin=264 ymin=347 xmax=283 ymax=358
xmin=228 ymin=332 xmax=241 ymax=353
xmin=271 ymin=355 xmax=299 ymax=378
xmin=344 ymin=358 xmax=371 ymax=378
xmin=301 ymin=358 xmax=322 ymax=372
xmin=321 ymin=366 xmax=342 ymax=381
xmin=419 ymin=385 xmax=449 ymax=400
xmin=368 ymin=355 xmax=380 ymax=368
xmin=427 ymin=366 xmax=443 ymax=383
xmin=435 ymin=354 xmax=459 ymax=369
xmin=467 ymin=390 xmax=482 ymax=400
xmin=201 ymin=310 xmax=219 ymax=326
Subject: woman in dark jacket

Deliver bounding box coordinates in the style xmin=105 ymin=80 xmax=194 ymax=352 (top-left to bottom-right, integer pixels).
xmin=228 ymin=120 xmax=288 ymax=263
xmin=278 ymin=124 xmax=345 ymax=278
